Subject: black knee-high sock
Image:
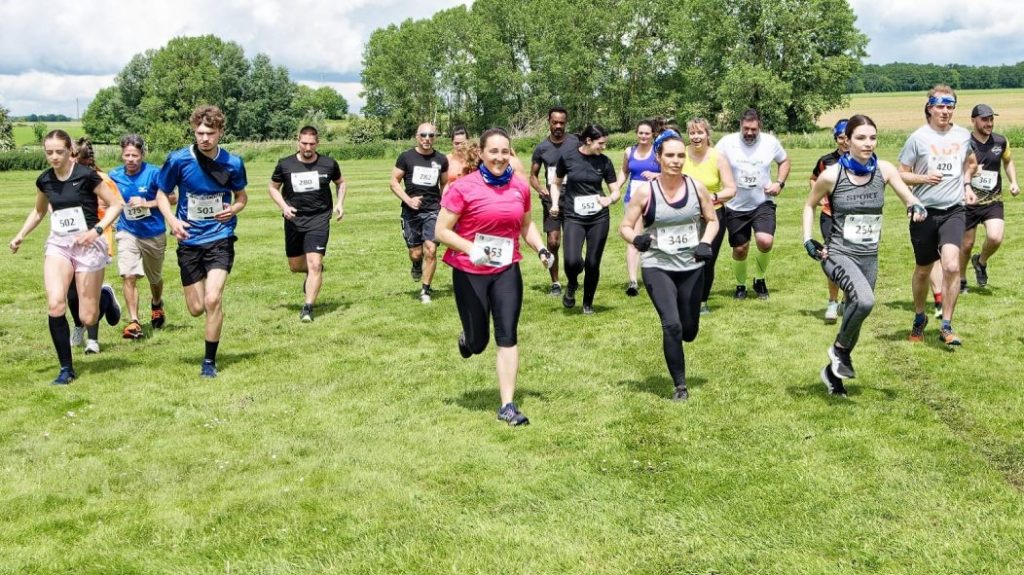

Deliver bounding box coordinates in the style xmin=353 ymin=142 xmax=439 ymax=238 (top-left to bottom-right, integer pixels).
xmin=205 ymin=340 xmax=219 ymax=363
xmin=48 ymin=315 xmax=73 ymax=369
xmin=87 ymin=324 xmax=99 ymax=339
xmin=67 ymin=282 xmax=83 ymax=327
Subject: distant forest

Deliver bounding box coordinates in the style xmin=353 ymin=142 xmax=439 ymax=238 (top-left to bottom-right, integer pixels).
xmin=15 ymin=114 xmax=73 ymax=122
xmin=848 ymin=62 xmax=1024 ymax=93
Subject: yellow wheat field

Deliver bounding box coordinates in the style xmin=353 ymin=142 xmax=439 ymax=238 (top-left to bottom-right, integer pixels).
xmin=819 ymin=89 xmax=1024 ymax=130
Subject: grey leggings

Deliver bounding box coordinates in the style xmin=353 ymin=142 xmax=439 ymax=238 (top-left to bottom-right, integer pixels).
xmin=822 ymin=251 xmax=877 ymax=350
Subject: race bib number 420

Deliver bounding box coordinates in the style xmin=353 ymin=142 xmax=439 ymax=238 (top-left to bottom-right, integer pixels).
xmin=574 ymin=195 xmax=601 ymax=216
xmin=290 ymin=171 xmax=320 ymax=193
xmin=656 ymin=223 xmax=698 ymax=254
xmin=473 ymin=233 xmax=514 ymax=267
xmin=51 ymin=206 xmax=86 ymax=235
xmin=843 ymin=214 xmax=882 ymax=245
xmin=928 ymin=155 xmax=957 ymax=178
xmin=188 ymin=194 xmax=224 ymax=221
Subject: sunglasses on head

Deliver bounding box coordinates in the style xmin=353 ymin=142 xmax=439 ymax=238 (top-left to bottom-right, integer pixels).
xmin=418 ymin=132 xmax=436 ymax=138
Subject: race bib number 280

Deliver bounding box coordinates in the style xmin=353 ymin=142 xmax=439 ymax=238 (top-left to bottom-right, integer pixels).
xmin=290 ymin=171 xmax=320 ymax=193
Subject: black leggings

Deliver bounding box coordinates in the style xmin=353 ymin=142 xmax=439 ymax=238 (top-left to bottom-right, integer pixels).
xmin=453 ymin=264 xmax=523 ymax=354
xmin=701 ymin=206 xmax=726 ymax=302
xmin=562 ymin=218 xmax=609 ymax=306
xmin=642 ymin=266 xmax=704 ymax=386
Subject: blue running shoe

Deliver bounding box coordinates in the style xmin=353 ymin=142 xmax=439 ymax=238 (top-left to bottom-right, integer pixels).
xmin=497 ymin=402 xmax=529 ymax=426
xmin=200 ymin=360 xmax=218 ymax=378
xmin=51 ymin=366 xmax=76 ymax=386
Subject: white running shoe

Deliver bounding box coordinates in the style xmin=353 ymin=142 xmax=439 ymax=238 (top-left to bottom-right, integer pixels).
xmin=824 ymin=300 xmax=840 ymax=323
xmin=71 ymin=326 xmax=85 ymax=346
xmin=85 ymin=339 xmax=100 ymax=354
xmin=420 ymin=288 xmax=432 ymax=304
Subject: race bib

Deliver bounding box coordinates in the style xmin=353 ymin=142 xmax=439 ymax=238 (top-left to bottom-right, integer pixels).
xmin=574 ymin=195 xmax=601 ymax=216
xmin=928 ymin=154 xmax=957 ymax=178
xmin=187 ymin=193 xmax=223 ymax=221
xmin=656 ymin=223 xmax=698 ymax=254
xmin=843 ymin=214 xmax=882 ymax=245
xmin=411 ymin=166 xmax=439 ymax=187
xmin=290 ymin=171 xmax=320 ymax=193
xmin=124 ymin=205 xmax=152 ymax=221
xmin=473 ymin=233 xmax=514 ymax=267
xmin=738 ymin=168 xmax=762 ymax=189
xmin=51 ymin=207 xmax=86 ymax=235
xmin=971 ymin=169 xmax=998 ymax=191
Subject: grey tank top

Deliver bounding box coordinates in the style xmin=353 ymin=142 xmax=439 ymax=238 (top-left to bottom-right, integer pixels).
xmin=827 ymin=166 xmax=885 ymax=256
xmin=641 ymin=177 xmax=704 ymax=272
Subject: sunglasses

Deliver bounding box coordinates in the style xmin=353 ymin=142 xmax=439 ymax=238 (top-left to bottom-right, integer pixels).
xmin=418 ymin=132 xmax=436 ymax=138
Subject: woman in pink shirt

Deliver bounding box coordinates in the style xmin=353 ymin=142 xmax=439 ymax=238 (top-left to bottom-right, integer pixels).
xmin=436 ymin=128 xmax=554 ymax=427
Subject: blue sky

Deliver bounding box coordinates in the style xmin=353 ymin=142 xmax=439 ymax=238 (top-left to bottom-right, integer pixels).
xmin=1 ymin=0 xmax=1022 ymax=117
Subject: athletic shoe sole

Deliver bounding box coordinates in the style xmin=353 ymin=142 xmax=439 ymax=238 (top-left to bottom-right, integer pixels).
xmin=827 ymin=345 xmax=855 ymax=379
xmin=820 ymin=365 xmax=847 ymax=396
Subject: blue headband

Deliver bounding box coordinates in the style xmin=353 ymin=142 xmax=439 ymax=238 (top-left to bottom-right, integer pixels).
xmin=653 ymin=129 xmax=680 ymax=153
xmin=833 ymin=120 xmax=848 ymax=138
xmin=928 ymin=95 xmax=956 ymax=107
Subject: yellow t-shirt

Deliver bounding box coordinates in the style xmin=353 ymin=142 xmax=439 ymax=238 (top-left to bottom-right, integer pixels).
xmin=683 ymin=146 xmax=722 ymax=203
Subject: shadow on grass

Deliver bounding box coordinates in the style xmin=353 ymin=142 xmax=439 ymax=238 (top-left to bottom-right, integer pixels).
xmin=882 ymin=300 xmax=918 ymax=313
xmin=176 ymin=350 xmax=262 ymax=369
xmin=619 ymin=374 xmax=706 ymax=400
xmin=445 ymin=387 xmax=547 ymax=412
xmin=560 ymin=302 xmax=615 ymax=316
xmin=876 ymin=329 xmax=959 ymax=351
xmin=280 ymin=299 xmax=352 ymax=317
xmin=786 ymin=375 xmax=898 ymax=402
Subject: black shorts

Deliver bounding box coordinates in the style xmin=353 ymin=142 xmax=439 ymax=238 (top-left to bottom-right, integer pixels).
xmin=909 ymin=205 xmax=965 ymax=266
xmin=285 ymin=220 xmax=330 ymax=258
xmin=726 ymin=202 xmax=777 ymax=247
xmin=540 ymin=194 xmax=562 ymax=234
xmin=401 ymin=210 xmax=438 ymax=248
xmin=177 ymin=236 xmax=236 ymax=287
xmin=965 ymin=202 xmax=1004 ymax=231
xmin=819 ymin=211 xmax=833 ymax=243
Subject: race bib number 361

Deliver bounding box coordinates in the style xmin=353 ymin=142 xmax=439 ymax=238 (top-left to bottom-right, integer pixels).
xmin=188 ymin=194 xmax=223 ymax=221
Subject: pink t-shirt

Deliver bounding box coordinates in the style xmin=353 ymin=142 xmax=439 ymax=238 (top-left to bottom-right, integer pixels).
xmin=441 ymin=170 xmax=531 ymax=275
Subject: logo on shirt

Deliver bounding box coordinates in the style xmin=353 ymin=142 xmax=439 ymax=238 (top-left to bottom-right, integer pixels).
xmin=992 ymin=146 xmax=1003 ymax=156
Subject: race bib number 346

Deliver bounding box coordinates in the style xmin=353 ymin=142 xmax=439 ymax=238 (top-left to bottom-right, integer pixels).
xmin=656 ymin=223 xmax=698 ymax=254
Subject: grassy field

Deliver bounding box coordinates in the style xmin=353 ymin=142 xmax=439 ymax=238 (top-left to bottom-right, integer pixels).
xmin=11 ymin=121 xmax=86 ymax=148
xmin=819 ymin=88 xmax=1024 ymax=130
xmin=2 ymin=148 xmax=1023 ymax=574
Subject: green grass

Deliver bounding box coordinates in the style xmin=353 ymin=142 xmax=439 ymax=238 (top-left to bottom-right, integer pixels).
xmin=2 ymin=148 xmax=1023 ymax=574
xmin=12 ymin=121 xmax=85 ymax=149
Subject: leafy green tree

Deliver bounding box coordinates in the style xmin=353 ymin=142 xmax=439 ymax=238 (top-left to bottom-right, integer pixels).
xmin=0 ymin=106 xmax=14 ymax=151
xmin=82 ymin=86 xmax=129 ymax=143
xmin=292 ymin=85 xmax=349 ymax=119
xmin=235 ymin=53 xmax=298 ymax=140
xmin=32 ymin=122 xmax=47 ymax=144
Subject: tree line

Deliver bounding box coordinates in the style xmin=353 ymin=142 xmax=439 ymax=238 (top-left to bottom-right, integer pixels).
xmin=360 ymin=0 xmax=866 ymax=139
xmin=847 ymin=62 xmax=1024 ymax=93
xmin=83 ymin=35 xmax=348 ymax=149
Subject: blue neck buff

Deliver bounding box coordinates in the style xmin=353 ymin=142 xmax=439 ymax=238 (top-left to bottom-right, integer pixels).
xmin=653 ymin=129 xmax=680 ymax=154
xmin=479 ymin=163 xmax=514 ymax=187
xmin=839 ymin=152 xmax=877 ymax=176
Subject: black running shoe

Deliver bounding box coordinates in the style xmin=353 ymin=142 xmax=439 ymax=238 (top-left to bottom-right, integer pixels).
xmin=828 ymin=344 xmax=855 ymax=379
xmin=411 ymin=261 xmax=423 ymax=281
xmin=971 ymin=253 xmax=988 ymax=287
xmin=959 ymin=279 xmax=968 ymax=294
xmin=549 ymin=282 xmax=562 ymax=297
xmin=458 ymin=332 xmax=472 ymax=358
xmin=102 ymin=284 xmax=121 ymax=326
xmin=300 ymin=304 xmax=314 ymax=322
xmin=753 ymin=278 xmax=769 ymax=300
xmin=562 ymin=284 xmax=577 ymax=308
xmin=820 ymin=365 xmax=847 ymax=396
xmin=734 ymin=285 xmax=747 ymax=300
xmin=497 ymin=402 xmax=529 ymax=426
xmin=672 ymin=384 xmax=689 ymax=401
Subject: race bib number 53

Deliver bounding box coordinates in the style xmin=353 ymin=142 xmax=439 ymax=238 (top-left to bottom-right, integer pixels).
xmin=473 ymin=233 xmax=514 ymax=267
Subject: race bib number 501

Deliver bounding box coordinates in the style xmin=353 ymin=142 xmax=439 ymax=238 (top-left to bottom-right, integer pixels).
xmin=188 ymin=194 xmax=224 ymax=221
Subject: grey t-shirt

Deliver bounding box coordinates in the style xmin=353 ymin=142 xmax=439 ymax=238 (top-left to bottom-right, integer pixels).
xmin=897 ymin=123 xmax=972 ymax=209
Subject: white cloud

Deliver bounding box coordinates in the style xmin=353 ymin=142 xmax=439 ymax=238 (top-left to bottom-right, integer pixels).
xmin=850 ymin=0 xmax=1024 ymax=64
xmin=0 ymin=72 xmax=115 ymax=117
xmin=297 ymin=81 xmax=366 ymax=115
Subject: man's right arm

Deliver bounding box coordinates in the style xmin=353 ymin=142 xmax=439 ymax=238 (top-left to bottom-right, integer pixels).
xmin=529 ymin=161 xmax=547 ymax=196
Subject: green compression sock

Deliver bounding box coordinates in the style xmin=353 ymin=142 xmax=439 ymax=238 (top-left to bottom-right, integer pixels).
xmin=733 ymin=258 xmax=748 ymax=285
xmin=753 ymin=248 xmax=772 ymax=279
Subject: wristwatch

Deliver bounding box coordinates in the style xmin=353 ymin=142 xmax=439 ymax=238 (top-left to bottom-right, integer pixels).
xmin=776 ymin=181 xmax=786 ymax=189
xmin=94 ymin=224 xmax=104 ymax=235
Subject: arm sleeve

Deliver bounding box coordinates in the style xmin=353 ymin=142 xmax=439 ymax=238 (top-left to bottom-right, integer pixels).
xmin=897 ymin=138 xmax=918 ymax=169
xmin=157 ymin=158 xmax=177 ymax=193
xmin=555 ymin=155 xmax=567 ymax=178
xmin=603 ymin=156 xmax=617 ymax=184
xmin=270 ymin=160 xmax=285 ymax=183
xmin=330 ymin=160 xmax=342 ymax=181
xmin=231 ymin=160 xmax=248 ymax=191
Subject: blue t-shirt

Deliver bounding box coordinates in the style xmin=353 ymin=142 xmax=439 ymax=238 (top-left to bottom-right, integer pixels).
xmin=157 ymin=146 xmax=247 ymax=246
xmin=109 ymin=162 xmax=165 ymax=238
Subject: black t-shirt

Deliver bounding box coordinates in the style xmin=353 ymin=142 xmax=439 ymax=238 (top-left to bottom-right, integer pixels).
xmin=36 ymin=164 xmax=104 ymax=228
xmin=531 ymin=134 xmax=580 ymax=190
xmin=811 ymin=149 xmax=842 ymax=179
xmin=971 ymin=133 xmax=1007 ymax=202
xmin=271 ymin=154 xmax=342 ymax=230
xmin=556 ymin=146 xmax=616 ymax=222
xmin=396 ymin=148 xmax=448 ymax=214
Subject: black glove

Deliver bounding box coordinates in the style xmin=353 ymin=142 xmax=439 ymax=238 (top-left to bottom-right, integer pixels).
xmin=693 ymin=242 xmax=713 ymax=262
xmin=804 ymin=239 xmax=825 ymax=261
xmin=907 ymin=204 xmax=928 ymax=219
xmin=632 ymin=234 xmax=653 ymax=252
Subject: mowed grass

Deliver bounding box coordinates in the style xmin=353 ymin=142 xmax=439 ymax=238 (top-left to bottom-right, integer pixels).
xmin=1 ymin=148 xmax=1023 ymax=574
xmin=819 ymin=88 xmax=1024 ymax=130
xmin=11 ymin=121 xmax=86 ymax=148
